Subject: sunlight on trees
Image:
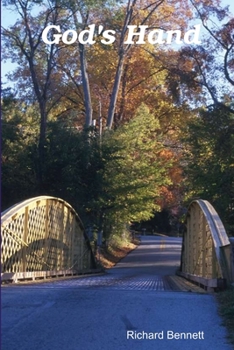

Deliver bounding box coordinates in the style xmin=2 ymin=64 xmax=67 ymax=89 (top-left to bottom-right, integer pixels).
xmin=2 ymin=0 xmax=234 ymax=237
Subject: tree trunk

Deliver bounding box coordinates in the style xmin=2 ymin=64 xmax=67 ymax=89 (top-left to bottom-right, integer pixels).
xmin=72 ymin=10 xmax=93 ymax=128
xmin=38 ymin=101 xmax=47 ymax=192
xmin=106 ymin=53 xmax=125 ymax=129
xmin=79 ymin=43 xmax=93 ymax=127
xmin=106 ymin=1 xmax=136 ymax=129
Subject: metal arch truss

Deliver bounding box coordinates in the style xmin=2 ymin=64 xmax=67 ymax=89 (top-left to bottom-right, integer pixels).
xmin=179 ymin=200 xmax=233 ymax=290
xmin=1 ymin=196 xmax=97 ymax=283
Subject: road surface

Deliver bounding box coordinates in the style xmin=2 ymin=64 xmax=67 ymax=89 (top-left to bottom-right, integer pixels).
xmin=2 ymin=235 xmax=232 ymax=350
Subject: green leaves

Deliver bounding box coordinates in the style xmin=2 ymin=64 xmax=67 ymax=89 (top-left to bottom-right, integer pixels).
xmin=28 ymin=104 xmax=172 ymax=239
xmin=183 ymin=105 xmax=234 ymax=234
xmin=1 ymin=93 xmax=40 ymax=209
xmin=100 ymin=104 xmax=171 ymax=227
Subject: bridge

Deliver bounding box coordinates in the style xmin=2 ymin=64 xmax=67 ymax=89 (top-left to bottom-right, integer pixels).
xmin=1 ymin=196 xmax=234 ymax=289
xmin=179 ymin=199 xmax=234 ymax=290
xmin=1 ymin=196 xmax=97 ymax=283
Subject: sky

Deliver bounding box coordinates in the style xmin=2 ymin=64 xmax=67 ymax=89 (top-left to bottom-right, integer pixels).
xmin=1 ymin=0 xmax=234 ymax=89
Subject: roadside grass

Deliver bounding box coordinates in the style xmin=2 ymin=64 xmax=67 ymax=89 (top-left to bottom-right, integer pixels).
xmin=96 ymin=235 xmax=140 ymax=269
xmin=216 ymin=286 xmax=234 ymax=345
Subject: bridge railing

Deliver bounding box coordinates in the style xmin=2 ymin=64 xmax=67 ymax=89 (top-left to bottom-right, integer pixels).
xmin=179 ymin=200 xmax=233 ymax=290
xmin=1 ymin=196 xmax=97 ymax=283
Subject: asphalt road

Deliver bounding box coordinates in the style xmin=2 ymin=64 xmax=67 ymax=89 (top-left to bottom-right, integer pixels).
xmin=1 ymin=235 xmax=233 ymax=350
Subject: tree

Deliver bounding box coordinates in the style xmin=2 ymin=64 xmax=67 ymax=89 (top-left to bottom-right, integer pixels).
xmin=38 ymin=104 xmax=174 ymax=239
xmin=59 ymin=0 xmax=195 ymax=130
xmin=183 ymin=105 xmax=234 ymax=234
xmin=105 ymin=0 xmax=193 ymax=128
xmin=4 ymin=0 xmax=224 ymax=232
xmin=1 ymin=89 xmax=39 ymax=209
xmin=2 ymin=0 xmax=67 ymax=189
xmin=158 ymin=1 xmax=234 ymax=110
xmin=63 ymin=0 xmax=122 ymax=127
xmin=2 ymin=0 xmax=200 ymax=134
xmin=99 ymin=104 xmax=172 ymax=237
xmin=190 ymin=0 xmax=234 ymax=103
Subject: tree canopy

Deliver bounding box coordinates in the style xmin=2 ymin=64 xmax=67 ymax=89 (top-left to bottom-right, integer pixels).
xmin=2 ymin=0 xmax=234 ymax=236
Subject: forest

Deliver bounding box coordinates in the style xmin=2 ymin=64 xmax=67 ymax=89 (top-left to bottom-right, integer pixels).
xmin=2 ymin=0 xmax=234 ymax=240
